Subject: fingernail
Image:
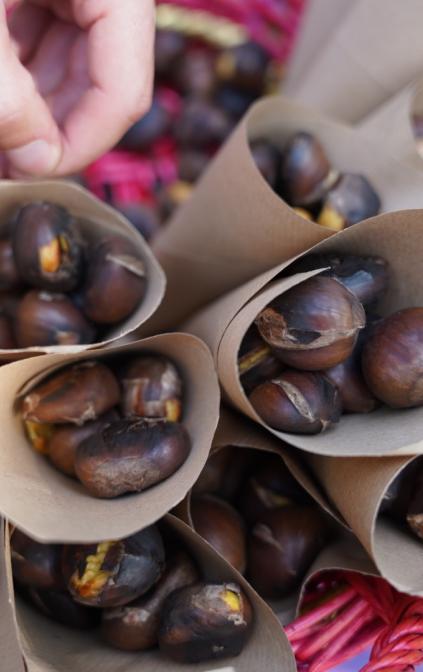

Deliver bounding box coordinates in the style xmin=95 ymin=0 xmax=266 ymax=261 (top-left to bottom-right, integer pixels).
xmin=7 ymin=140 xmax=61 ymax=176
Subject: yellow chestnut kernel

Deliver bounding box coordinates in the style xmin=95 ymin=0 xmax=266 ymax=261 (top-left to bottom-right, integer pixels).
xmin=293 ymin=207 xmax=314 ymax=222
xmin=318 ymin=205 xmax=345 ymax=231
xmin=165 ymin=399 xmax=182 ymax=422
xmin=24 ymin=421 xmax=53 ymax=455
xmin=222 ymin=589 xmax=241 ymax=612
xmin=238 ymin=344 xmax=271 ymax=375
xmin=71 ymin=541 xmax=116 ymax=598
xmin=39 ymin=238 xmax=61 ymax=273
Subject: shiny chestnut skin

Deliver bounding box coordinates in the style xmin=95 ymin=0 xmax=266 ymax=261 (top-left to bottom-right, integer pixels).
xmin=288 ymin=253 xmax=389 ymax=307
xmin=12 ymin=202 xmax=83 ymax=291
xmin=256 ymin=276 xmax=366 ymax=370
xmin=81 ymin=235 xmax=146 ymax=324
xmin=75 ymin=418 xmax=191 ymax=498
xmin=324 ymin=350 xmax=378 ymax=414
xmin=318 ymin=173 xmax=381 ymax=230
xmin=249 ymin=370 xmax=342 ymax=434
xmin=119 ymin=98 xmax=171 ymax=151
xmin=238 ymin=324 xmax=284 ymax=394
xmin=215 ymin=42 xmax=269 ymax=93
xmin=158 ymin=582 xmax=253 ymax=663
xmin=247 ymin=506 xmax=327 ymax=598
xmin=174 ymin=99 xmax=232 ymax=148
xmin=102 ymin=550 xmax=199 ymax=651
xmin=280 ymin=132 xmax=336 ymax=206
xmin=178 ymin=150 xmax=210 ymax=183
xmin=155 ymin=29 xmax=187 ymax=78
xmin=27 ymin=588 xmax=101 ymax=630
xmin=120 ymin=355 xmax=182 ymax=421
xmin=362 ymin=308 xmax=423 ymax=408
xmin=15 ymin=290 xmax=95 ymax=347
xmin=0 ymin=313 xmax=16 ymax=348
xmin=62 ymin=526 xmax=165 ymax=608
xmin=22 ymin=361 xmax=120 ymax=425
xmin=11 ymin=530 xmax=64 ymax=590
xmin=191 ymin=495 xmax=247 ymax=574
xmin=0 ymin=239 xmax=20 ymax=290
xmin=250 ymin=140 xmax=281 ymax=189
xmin=175 ymin=49 xmax=216 ymax=98
xmin=115 ymin=203 xmax=160 ymax=242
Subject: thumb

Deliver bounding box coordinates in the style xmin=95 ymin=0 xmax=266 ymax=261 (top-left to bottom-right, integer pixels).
xmin=0 ymin=5 xmax=62 ymax=176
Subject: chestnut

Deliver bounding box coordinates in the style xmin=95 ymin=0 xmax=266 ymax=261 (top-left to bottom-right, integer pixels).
xmin=0 ymin=313 xmax=16 ymax=348
xmin=178 ymin=150 xmax=209 ymax=183
xmin=362 ymin=308 xmax=423 ymax=408
xmin=215 ymin=86 xmax=257 ymax=120
xmin=157 ymin=180 xmax=193 ymax=221
xmin=250 ymin=140 xmax=281 ymax=189
xmin=115 ymin=202 xmax=160 ymax=242
xmin=280 ymin=132 xmax=337 ymax=206
xmin=27 ymin=588 xmax=101 ymax=629
xmin=119 ymin=98 xmax=171 ymax=151
xmin=22 ymin=361 xmax=120 ymax=425
xmin=155 ymin=30 xmax=187 ymax=78
xmin=75 ymin=418 xmax=191 ymax=498
xmin=324 ymin=351 xmax=378 ymax=414
xmin=62 ymin=526 xmax=165 ymax=608
xmin=158 ymin=582 xmax=253 ymax=663
xmin=11 ymin=529 xmax=64 ymax=590
xmin=0 ymin=239 xmax=20 ymax=290
xmin=192 ymin=446 xmax=252 ymax=500
xmin=14 ymin=290 xmax=95 ymax=347
xmin=215 ymin=42 xmax=269 ymax=93
xmin=174 ymin=49 xmax=216 ymax=98
xmin=318 ymin=173 xmax=381 ymax=230
xmin=406 ymin=470 xmax=423 ymax=540
xmin=247 ymin=506 xmax=327 ymax=598
xmin=12 ymin=202 xmax=83 ymax=291
xmin=174 ymin=99 xmax=232 ymax=148
xmin=238 ymin=325 xmax=284 ymax=394
xmin=24 ymin=420 xmax=54 ymax=455
xmin=255 ymin=276 xmax=366 ymax=370
xmin=191 ymin=495 xmax=247 ymax=574
xmin=102 ymin=550 xmax=199 ymax=651
xmin=81 ymin=235 xmax=146 ymax=324
xmin=120 ymin=355 xmax=182 ymax=421
xmin=249 ymin=370 xmax=342 ymax=434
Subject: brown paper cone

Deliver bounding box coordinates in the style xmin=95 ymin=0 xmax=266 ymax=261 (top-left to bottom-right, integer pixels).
xmin=289 ymin=0 xmax=423 ymax=123
xmin=6 ymin=515 xmax=296 ymax=672
xmin=0 ymin=333 xmax=219 ymax=544
xmin=0 ymin=522 xmax=25 ymax=672
xmin=186 ymin=210 xmax=423 ymax=457
xmin=0 ymin=180 xmax=165 ymax=359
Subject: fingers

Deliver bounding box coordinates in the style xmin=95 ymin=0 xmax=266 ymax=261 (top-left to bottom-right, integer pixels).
xmin=0 ymin=4 xmax=62 ymax=175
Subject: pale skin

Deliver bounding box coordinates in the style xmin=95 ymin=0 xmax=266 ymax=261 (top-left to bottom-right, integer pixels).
xmin=0 ymin=0 xmax=155 ymax=177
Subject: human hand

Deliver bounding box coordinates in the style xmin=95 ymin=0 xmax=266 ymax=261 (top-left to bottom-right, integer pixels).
xmin=0 ymin=0 xmax=155 ymax=177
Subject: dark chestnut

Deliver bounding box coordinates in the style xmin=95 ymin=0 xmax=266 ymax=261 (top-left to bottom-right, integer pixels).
xmin=174 ymin=99 xmax=232 ymax=148
xmin=0 ymin=239 xmax=20 ymax=290
xmin=249 ymin=370 xmax=342 ymax=434
xmin=178 ymin=150 xmax=209 ymax=183
xmin=81 ymin=235 xmax=146 ymax=324
xmin=120 ymin=355 xmax=182 ymax=421
xmin=75 ymin=418 xmax=191 ymax=498
xmin=11 ymin=529 xmax=63 ymax=590
xmin=174 ymin=49 xmax=216 ymax=98
xmin=362 ymin=308 xmax=423 ymax=408
xmin=102 ymin=550 xmax=199 ymax=651
xmin=247 ymin=506 xmax=327 ymax=598
xmin=191 ymin=495 xmax=247 ymax=574
xmin=155 ymin=29 xmax=187 ymax=78
xmin=12 ymin=202 xmax=83 ymax=291
xmin=119 ymin=99 xmax=171 ymax=151
xmin=406 ymin=470 xmax=423 ymax=540
xmin=238 ymin=325 xmax=284 ymax=394
xmin=318 ymin=173 xmax=381 ymax=230
xmin=158 ymin=582 xmax=253 ymax=663
xmin=192 ymin=446 xmax=252 ymax=500
xmin=22 ymin=361 xmax=120 ymax=425
xmin=115 ymin=202 xmax=160 ymax=242
xmin=324 ymin=351 xmax=378 ymax=414
xmin=215 ymin=86 xmax=257 ymax=120
xmin=255 ymin=276 xmax=366 ymax=370
xmin=63 ymin=526 xmax=165 ymax=608
xmin=27 ymin=588 xmax=101 ymax=629
xmin=215 ymin=42 xmax=269 ymax=93
xmin=0 ymin=313 xmax=16 ymax=348
xmin=250 ymin=140 xmax=281 ymax=189
xmin=15 ymin=290 xmax=95 ymax=347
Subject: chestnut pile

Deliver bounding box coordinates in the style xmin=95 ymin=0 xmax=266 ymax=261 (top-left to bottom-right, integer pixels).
xmin=21 ymin=355 xmax=191 ymax=498
xmin=241 ymin=253 xmax=423 ymax=434
xmin=0 ymin=201 xmax=147 ymax=348
xmin=381 ymin=458 xmax=423 ymax=543
xmin=192 ymin=448 xmax=329 ymax=598
xmin=11 ymin=525 xmax=253 ymax=663
xmin=250 ymin=132 xmax=382 ymax=230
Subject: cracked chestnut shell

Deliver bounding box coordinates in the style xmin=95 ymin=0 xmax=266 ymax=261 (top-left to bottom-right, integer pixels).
xmin=11 ymin=530 xmax=64 ymax=590
xmin=12 ymin=202 xmax=83 ymax=291
xmin=174 ymin=99 xmax=232 ymax=148
xmin=249 ymin=370 xmax=342 ymax=434
xmin=215 ymin=42 xmax=269 ymax=93
xmin=0 ymin=239 xmax=20 ymax=290
xmin=158 ymin=582 xmax=253 ymax=663
xmin=250 ymin=140 xmax=281 ymax=189
xmin=15 ymin=290 xmax=95 ymax=347
xmin=62 ymin=526 xmax=165 ymax=608
xmin=256 ymin=276 xmax=366 ymax=370
xmin=81 ymin=235 xmax=146 ymax=324
xmin=27 ymin=588 xmax=101 ymax=629
xmin=191 ymin=495 xmax=247 ymax=574
xmin=247 ymin=506 xmax=327 ymax=598
xmin=75 ymin=418 xmax=191 ymax=498
xmin=238 ymin=325 xmax=284 ymax=395
xmin=120 ymin=355 xmax=182 ymax=421
xmin=22 ymin=361 xmax=120 ymax=425
xmin=318 ymin=173 xmax=381 ymax=230
xmin=362 ymin=308 xmax=423 ymax=408
xmin=102 ymin=550 xmax=199 ymax=651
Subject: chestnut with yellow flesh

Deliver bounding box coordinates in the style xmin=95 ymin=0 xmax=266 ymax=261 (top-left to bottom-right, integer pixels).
xmin=70 ymin=541 xmax=115 ymax=600
xmin=24 ymin=421 xmax=54 ymax=455
xmin=120 ymin=355 xmax=183 ymax=421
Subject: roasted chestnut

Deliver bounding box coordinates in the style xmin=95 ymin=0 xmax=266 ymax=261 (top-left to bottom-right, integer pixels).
xmin=12 ymin=202 xmax=83 ymax=291
xmin=63 ymin=526 xmax=165 ymax=608
xmin=324 ymin=350 xmax=378 ymax=414
xmin=119 ymin=98 xmax=172 ymax=151
xmin=174 ymin=99 xmax=232 ymax=148
xmin=178 ymin=150 xmax=210 ymax=183
xmin=215 ymin=86 xmax=257 ymax=120
xmin=11 ymin=529 xmax=63 ymax=590
xmin=255 ymin=276 xmax=366 ymax=370
xmin=406 ymin=470 xmax=423 ymax=540
xmin=238 ymin=325 xmax=284 ymax=394
xmin=115 ymin=203 xmax=160 ymax=242
xmin=15 ymin=290 xmax=95 ymax=347
xmin=75 ymin=418 xmax=191 ymax=498
xmin=81 ymin=235 xmax=146 ymax=324
xmin=280 ymin=132 xmax=337 ymax=206
xmin=247 ymin=506 xmax=327 ymax=597
xmin=174 ymin=49 xmax=216 ymax=98
xmin=22 ymin=361 xmax=120 ymax=425
xmin=215 ymin=42 xmax=269 ymax=93
xmin=158 ymin=582 xmax=253 ymax=663
xmin=0 ymin=239 xmax=20 ymax=290
xmin=27 ymin=588 xmax=101 ymax=629
xmin=192 ymin=446 xmax=251 ymax=500
xmin=155 ymin=29 xmax=187 ymax=78
xmin=120 ymin=355 xmax=182 ymax=421
xmin=24 ymin=420 xmax=54 ymax=455
xmin=318 ymin=173 xmax=381 ymax=230
xmin=0 ymin=313 xmax=16 ymax=348
xmin=250 ymin=140 xmax=281 ymax=189
xmin=191 ymin=495 xmax=247 ymax=573
xmin=362 ymin=308 xmax=423 ymax=408
xmin=249 ymin=370 xmax=342 ymax=434
xmin=102 ymin=550 xmax=199 ymax=651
